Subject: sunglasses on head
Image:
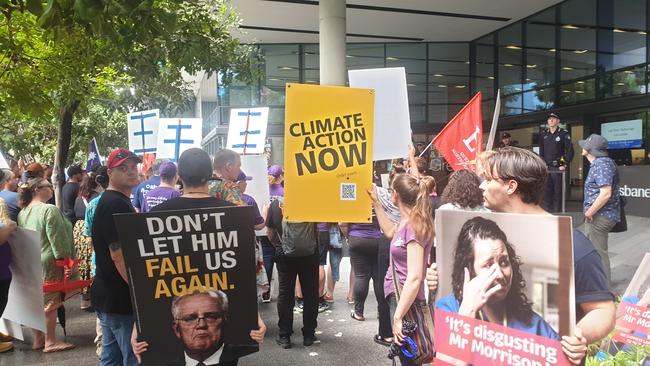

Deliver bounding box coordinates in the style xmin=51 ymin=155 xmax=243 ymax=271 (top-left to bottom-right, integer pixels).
xmin=114 ymin=150 xmax=137 ymax=161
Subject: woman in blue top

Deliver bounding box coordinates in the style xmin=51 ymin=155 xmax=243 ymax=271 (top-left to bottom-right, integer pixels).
xmin=436 ymin=216 xmax=559 ymax=340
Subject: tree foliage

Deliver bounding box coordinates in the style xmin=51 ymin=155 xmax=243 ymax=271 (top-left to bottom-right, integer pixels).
xmin=0 ymin=0 xmax=256 ymax=202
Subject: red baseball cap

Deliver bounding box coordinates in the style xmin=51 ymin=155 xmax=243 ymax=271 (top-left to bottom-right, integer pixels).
xmin=107 ymin=148 xmax=142 ymax=169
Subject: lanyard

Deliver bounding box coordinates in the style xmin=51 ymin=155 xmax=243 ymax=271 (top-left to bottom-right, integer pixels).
xmin=478 ymin=309 xmax=508 ymax=327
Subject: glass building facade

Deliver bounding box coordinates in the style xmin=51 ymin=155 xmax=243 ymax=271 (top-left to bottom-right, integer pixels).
xmin=202 ymin=0 xmax=650 ymax=170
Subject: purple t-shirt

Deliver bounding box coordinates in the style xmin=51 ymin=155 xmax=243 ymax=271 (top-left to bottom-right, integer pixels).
xmin=142 ymin=186 xmax=181 ymax=213
xmin=348 ymin=216 xmax=381 ymax=239
xmin=317 ymin=223 xmax=330 ymax=232
xmin=242 ymin=194 xmax=265 ymax=226
xmin=269 ymin=184 xmax=284 ymax=201
xmin=384 ymin=223 xmax=432 ymax=301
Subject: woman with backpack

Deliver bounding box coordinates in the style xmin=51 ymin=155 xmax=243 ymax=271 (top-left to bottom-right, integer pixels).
xmin=265 ymin=197 xmax=320 ymax=350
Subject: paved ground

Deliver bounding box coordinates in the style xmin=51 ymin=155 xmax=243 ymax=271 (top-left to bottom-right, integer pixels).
xmin=2 ymin=210 xmax=648 ymax=366
xmin=0 ymin=259 xmax=391 ymax=366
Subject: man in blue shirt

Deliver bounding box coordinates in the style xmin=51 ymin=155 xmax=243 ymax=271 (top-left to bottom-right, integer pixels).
xmin=0 ymin=169 xmax=19 ymax=221
xmin=131 ymin=159 xmax=165 ymax=212
xmin=579 ymin=134 xmax=620 ymax=283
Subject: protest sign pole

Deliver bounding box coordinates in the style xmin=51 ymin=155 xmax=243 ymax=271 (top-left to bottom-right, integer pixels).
xmin=485 ymin=89 xmax=501 ymax=151
xmin=243 ymin=109 xmax=251 ymax=155
xmin=418 ymin=140 xmax=434 ymax=158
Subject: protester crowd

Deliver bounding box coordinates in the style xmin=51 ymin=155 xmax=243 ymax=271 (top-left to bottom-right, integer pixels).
xmin=0 ymin=114 xmax=627 ymax=365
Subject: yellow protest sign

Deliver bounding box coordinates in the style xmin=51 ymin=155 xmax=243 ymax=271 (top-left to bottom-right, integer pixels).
xmin=283 ymin=83 xmax=374 ymax=223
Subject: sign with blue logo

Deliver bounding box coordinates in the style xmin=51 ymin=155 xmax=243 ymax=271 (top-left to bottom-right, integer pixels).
xmin=155 ymin=118 xmax=203 ymax=162
xmin=127 ymin=109 xmax=160 ymax=155
xmin=226 ymin=107 xmax=269 ymax=154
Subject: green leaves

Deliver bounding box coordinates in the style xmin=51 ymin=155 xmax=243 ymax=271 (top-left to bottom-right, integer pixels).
xmin=73 ymin=0 xmax=102 ymax=21
xmin=1 ymin=0 xmax=256 ymax=161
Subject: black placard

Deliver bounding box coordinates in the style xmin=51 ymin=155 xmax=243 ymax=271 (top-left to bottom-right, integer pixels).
xmin=114 ymin=206 xmax=258 ymax=365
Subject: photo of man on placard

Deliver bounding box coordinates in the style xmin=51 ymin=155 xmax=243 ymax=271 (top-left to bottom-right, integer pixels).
xmin=116 ymin=205 xmax=261 ymax=366
xmin=168 ymin=290 xmax=236 ymax=366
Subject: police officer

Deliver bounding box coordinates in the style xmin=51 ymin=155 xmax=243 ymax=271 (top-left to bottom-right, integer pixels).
xmin=539 ymin=113 xmax=574 ymax=212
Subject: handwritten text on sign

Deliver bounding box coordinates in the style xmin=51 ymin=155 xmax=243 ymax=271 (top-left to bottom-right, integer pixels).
xmin=136 ymin=213 xmax=239 ymax=299
xmin=434 ymin=309 xmax=569 ymax=366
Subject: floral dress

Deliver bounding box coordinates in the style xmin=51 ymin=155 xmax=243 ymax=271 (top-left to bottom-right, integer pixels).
xmin=18 ymin=203 xmax=79 ymax=310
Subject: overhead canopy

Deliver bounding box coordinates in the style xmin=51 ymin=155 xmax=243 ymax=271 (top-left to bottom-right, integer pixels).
xmin=231 ymin=0 xmax=562 ymax=43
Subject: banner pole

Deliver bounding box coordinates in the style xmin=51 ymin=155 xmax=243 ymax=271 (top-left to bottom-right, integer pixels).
xmin=485 ymin=89 xmax=501 ymax=151
xmin=418 ymin=139 xmax=434 ymax=158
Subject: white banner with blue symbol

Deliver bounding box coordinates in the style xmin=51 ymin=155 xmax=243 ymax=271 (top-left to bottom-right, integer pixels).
xmin=127 ymin=109 xmax=160 ymax=156
xmin=226 ymin=107 xmax=269 ymax=155
xmin=155 ymin=118 xmax=203 ymax=162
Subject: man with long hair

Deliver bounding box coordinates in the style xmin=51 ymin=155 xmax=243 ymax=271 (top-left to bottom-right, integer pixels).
xmin=428 ymin=147 xmax=615 ymax=365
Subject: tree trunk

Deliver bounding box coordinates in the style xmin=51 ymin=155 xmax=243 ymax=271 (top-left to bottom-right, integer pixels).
xmin=52 ymin=100 xmax=80 ymax=208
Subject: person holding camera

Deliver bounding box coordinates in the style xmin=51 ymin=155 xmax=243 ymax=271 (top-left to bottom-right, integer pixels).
xmin=370 ymin=173 xmax=434 ymax=365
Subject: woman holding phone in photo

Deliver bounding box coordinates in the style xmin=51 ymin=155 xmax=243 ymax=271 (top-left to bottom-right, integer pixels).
xmin=369 ymin=173 xmax=434 ymax=366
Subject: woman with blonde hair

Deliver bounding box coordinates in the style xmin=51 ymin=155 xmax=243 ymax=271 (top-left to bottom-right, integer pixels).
xmin=370 ymin=173 xmax=434 ymax=365
xmin=18 ymin=178 xmax=77 ymax=353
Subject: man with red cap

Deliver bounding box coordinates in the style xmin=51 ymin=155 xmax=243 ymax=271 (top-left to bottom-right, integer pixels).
xmin=91 ymin=148 xmax=141 ymax=366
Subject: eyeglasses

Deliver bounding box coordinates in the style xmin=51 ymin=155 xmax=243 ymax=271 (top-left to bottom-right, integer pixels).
xmin=37 ymin=184 xmax=53 ymax=190
xmin=176 ymin=311 xmax=224 ymax=326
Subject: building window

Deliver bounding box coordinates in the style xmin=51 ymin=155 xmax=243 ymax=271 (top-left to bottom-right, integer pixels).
xmin=428 ymin=43 xmax=469 ymax=123
xmin=523 ymin=8 xmax=556 ymax=112
xmin=559 ymin=0 xmax=597 ymax=104
xmin=387 ymin=44 xmax=427 ymax=123
xmin=260 ymin=44 xmax=299 ymax=125
xmin=499 ymin=23 xmax=524 ymax=115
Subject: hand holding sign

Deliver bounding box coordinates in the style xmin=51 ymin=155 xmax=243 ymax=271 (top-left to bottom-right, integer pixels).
xmin=249 ymin=316 xmax=267 ymax=344
xmin=367 ymin=185 xmax=378 ymax=206
xmin=131 ymin=328 xmax=149 ymax=364
xmin=458 ymin=264 xmax=502 ymax=318
xmin=426 ymin=263 xmax=438 ymax=293
xmin=561 ymin=327 xmax=587 ymax=365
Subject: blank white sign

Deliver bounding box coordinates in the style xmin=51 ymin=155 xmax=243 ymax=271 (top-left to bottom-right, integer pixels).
xmin=349 ymin=67 xmax=411 ymax=161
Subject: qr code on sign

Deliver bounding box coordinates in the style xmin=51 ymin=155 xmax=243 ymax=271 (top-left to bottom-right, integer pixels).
xmin=340 ymin=183 xmax=357 ymax=201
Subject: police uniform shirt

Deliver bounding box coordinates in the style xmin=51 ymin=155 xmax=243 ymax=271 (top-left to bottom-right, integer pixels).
xmin=539 ymin=128 xmax=574 ymax=167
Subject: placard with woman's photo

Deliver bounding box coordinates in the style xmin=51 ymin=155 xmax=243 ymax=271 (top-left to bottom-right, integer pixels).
xmin=434 ymin=210 xmax=575 ymax=365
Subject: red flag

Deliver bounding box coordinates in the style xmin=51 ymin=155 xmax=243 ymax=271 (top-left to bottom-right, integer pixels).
xmin=433 ymin=92 xmax=483 ymax=172
xmin=141 ymin=153 xmax=156 ymax=178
